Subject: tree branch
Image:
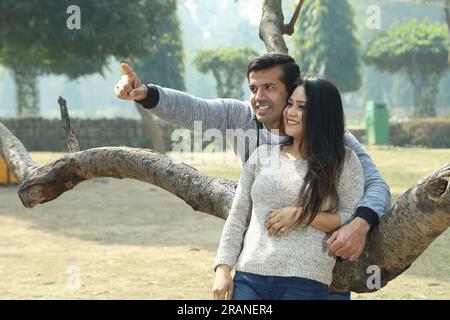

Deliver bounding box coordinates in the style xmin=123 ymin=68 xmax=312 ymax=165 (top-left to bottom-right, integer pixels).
xmin=0 ymin=123 xmax=234 ymax=216
xmin=58 ymin=96 xmax=80 ymax=153
xmin=281 ymin=0 xmax=305 ymax=36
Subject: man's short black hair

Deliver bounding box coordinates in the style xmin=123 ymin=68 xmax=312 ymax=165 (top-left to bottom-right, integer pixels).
xmin=247 ymin=53 xmax=296 ymax=79
xmin=247 ymin=53 xmax=301 ymax=92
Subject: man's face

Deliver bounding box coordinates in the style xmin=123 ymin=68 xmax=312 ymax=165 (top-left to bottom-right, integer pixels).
xmin=248 ymin=66 xmax=288 ymax=132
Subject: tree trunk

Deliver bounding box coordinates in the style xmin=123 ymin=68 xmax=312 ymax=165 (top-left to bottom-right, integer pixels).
xmin=409 ymin=73 xmax=439 ymax=118
xmin=135 ymin=102 xmax=166 ymax=154
xmin=260 ymin=0 xmax=289 ymax=53
xmin=12 ymin=66 xmax=40 ymax=118
xmin=0 ymin=120 xmax=449 ymax=293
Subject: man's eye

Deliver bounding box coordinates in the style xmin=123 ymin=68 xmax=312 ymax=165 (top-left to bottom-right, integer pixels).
xmin=250 ymin=87 xmax=257 ymax=93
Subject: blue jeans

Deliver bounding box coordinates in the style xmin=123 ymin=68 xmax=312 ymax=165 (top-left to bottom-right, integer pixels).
xmin=232 ymin=271 xmax=329 ymax=300
xmin=328 ymin=292 xmax=351 ymax=300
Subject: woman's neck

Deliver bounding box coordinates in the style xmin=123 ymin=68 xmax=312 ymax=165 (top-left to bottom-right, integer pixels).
xmin=282 ymin=136 xmax=304 ymax=159
xmin=292 ymin=137 xmax=302 ymax=150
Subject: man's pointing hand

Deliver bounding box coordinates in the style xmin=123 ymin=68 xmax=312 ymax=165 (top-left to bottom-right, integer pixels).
xmin=114 ymin=63 xmax=148 ymax=101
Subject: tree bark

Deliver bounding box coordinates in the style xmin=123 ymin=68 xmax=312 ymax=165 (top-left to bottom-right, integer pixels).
xmin=0 ymin=120 xmax=449 ymax=293
xmin=260 ymin=0 xmax=289 ymax=53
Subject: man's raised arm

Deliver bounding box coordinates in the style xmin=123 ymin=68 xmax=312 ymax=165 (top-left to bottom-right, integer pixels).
xmin=115 ymin=63 xmax=253 ymax=133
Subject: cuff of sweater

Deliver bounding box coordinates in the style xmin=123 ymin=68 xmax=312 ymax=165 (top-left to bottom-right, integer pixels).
xmin=213 ymin=257 xmax=236 ymax=272
xmin=355 ymin=206 xmax=380 ymax=231
xmin=135 ymin=84 xmax=159 ymax=109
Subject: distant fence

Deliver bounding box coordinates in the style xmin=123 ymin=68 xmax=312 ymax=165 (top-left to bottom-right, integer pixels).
xmin=0 ymin=118 xmax=176 ymax=152
xmin=1 ymin=117 xmax=448 ymax=152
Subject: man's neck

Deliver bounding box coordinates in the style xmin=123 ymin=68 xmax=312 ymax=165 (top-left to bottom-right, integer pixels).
xmin=264 ymin=122 xmax=287 ymax=136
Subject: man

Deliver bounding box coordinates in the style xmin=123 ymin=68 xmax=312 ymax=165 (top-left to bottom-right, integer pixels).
xmin=114 ymin=53 xmax=391 ymax=300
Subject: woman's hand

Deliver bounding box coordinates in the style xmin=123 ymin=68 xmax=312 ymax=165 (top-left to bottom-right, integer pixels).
xmin=266 ymin=207 xmax=303 ymax=237
xmin=212 ymin=265 xmax=234 ymax=300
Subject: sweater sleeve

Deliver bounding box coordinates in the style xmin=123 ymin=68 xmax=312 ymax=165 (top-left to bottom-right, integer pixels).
xmin=137 ymin=85 xmax=254 ymax=135
xmin=214 ymin=150 xmax=257 ymax=271
xmin=336 ymin=149 xmax=365 ymax=226
xmin=343 ymin=130 xmax=392 ymax=227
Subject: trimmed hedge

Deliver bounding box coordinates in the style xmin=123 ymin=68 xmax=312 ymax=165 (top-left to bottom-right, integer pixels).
xmin=390 ymin=119 xmax=450 ymax=148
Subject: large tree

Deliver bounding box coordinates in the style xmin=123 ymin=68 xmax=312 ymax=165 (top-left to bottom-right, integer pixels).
xmin=0 ymin=0 xmax=449 ymax=293
xmin=364 ymin=19 xmax=449 ymax=117
xmin=292 ymin=0 xmax=361 ymax=93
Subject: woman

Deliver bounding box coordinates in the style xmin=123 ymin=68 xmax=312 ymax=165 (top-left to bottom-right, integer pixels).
xmin=212 ymin=78 xmax=364 ymax=300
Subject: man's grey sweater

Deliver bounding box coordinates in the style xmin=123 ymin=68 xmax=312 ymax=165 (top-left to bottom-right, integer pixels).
xmin=214 ymin=144 xmax=364 ymax=285
xmin=137 ymin=85 xmax=391 ymax=226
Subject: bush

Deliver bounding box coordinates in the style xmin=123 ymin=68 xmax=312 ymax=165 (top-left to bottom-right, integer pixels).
xmin=390 ymin=119 xmax=450 ymax=148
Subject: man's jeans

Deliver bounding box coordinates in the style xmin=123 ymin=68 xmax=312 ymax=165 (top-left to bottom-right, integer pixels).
xmin=232 ymin=271 xmax=329 ymax=300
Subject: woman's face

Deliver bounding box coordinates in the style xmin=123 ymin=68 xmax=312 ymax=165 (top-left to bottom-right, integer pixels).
xmin=284 ymin=85 xmax=307 ymax=138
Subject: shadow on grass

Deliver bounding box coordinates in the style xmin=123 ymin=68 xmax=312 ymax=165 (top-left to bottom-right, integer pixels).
xmin=0 ymin=178 xmax=225 ymax=251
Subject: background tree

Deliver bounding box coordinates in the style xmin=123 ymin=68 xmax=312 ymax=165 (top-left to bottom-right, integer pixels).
xmin=193 ymin=46 xmax=259 ymax=99
xmin=0 ymin=0 xmax=180 ymax=118
xmin=134 ymin=1 xmax=185 ymax=92
xmin=133 ymin=0 xmax=185 ymax=154
xmin=364 ymin=19 xmax=449 ymax=117
xmin=292 ymin=0 xmax=361 ymax=93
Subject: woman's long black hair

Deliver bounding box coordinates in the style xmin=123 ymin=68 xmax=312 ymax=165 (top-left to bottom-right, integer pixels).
xmin=288 ymin=77 xmax=346 ymax=227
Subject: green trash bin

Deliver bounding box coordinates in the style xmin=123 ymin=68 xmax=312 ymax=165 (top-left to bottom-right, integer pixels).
xmin=365 ymin=101 xmax=390 ymax=145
